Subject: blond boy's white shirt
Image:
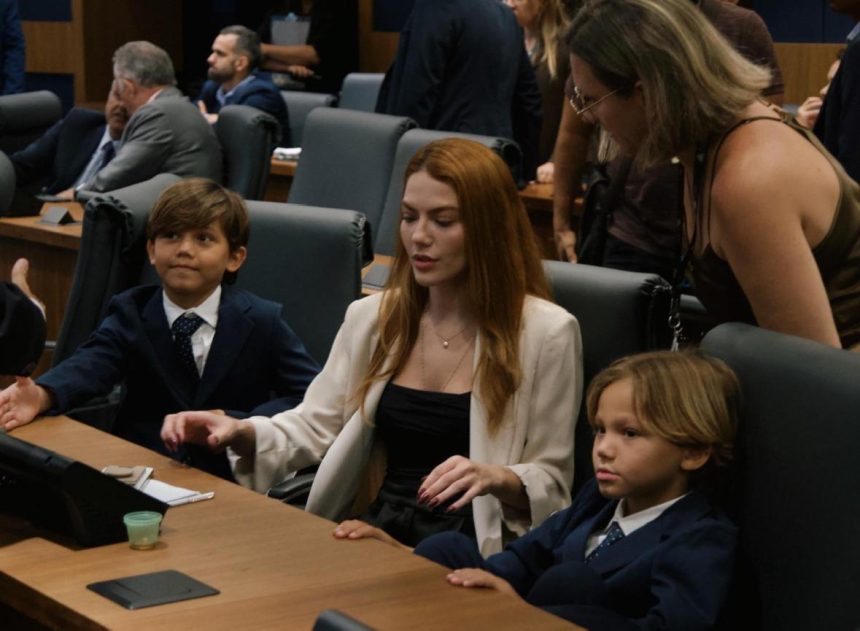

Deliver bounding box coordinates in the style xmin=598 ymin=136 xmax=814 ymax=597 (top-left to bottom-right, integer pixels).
xmin=229 ymin=292 xmax=583 ymax=557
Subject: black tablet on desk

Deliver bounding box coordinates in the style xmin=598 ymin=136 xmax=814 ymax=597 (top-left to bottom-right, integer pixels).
xmin=88 ymin=570 xmax=219 ymax=610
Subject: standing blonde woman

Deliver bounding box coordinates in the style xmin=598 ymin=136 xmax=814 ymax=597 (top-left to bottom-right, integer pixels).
xmin=162 ymin=139 xmax=583 ymax=556
xmin=506 ymin=0 xmax=572 ymax=183
xmin=567 ymin=0 xmax=860 ymax=349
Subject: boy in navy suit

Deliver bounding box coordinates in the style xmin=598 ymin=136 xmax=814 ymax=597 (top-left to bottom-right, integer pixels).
xmin=0 ymin=178 xmax=319 ymax=479
xmin=337 ymin=351 xmax=740 ymax=629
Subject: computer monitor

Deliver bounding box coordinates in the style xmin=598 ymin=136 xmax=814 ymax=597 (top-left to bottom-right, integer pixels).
xmin=0 ymin=431 xmax=168 ymax=547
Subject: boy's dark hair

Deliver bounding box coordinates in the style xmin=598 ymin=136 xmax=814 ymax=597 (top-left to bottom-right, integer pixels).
xmin=586 ymin=350 xmax=742 ymax=486
xmin=146 ymin=178 xmax=250 ymax=284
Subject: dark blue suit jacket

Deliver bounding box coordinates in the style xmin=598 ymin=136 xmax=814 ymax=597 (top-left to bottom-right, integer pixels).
xmin=814 ymin=35 xmax=860 ymax=182
xmin=376 ymin=0 xmax=541 ymax=180
xmin=37 ymin=285 xmax=319 ymax=477
xmin=198 ymin=74 xmax=291 ymax=146
xmin=10 ymin=107 xmax=105 ymax=194
xmin=486 ymin=480 xmax=737 ymax=630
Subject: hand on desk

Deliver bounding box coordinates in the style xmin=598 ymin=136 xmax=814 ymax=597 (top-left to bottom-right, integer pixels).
xmin=446 ymin=568 xmax=518 ymax=597
xmin=161 ymin=410 xmax=257 ymax=457
xmin=333 ymin=519 xmax=410 ymax=551
xmin=0 ymin=377 xmax=51 ymax=430
xmin=286 ymin=65 xmax=314 ymax=79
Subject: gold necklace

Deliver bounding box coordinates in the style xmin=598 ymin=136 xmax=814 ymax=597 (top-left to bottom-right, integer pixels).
xmin=426 ymin=315 xmax=469 ymax=349
xmin=420 ymin=326 xmax=474 ymax=392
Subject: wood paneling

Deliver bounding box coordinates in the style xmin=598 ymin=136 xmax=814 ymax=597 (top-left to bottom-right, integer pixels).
xmin=21 ymin=0 xmax=184 ymax=105
xmin=80 ymin=0 xmax=183 ymax=103
xmin=359 ymin=0 xmax=399 ymax=72
xmin=21 ymin=21 xmax=80 ymax=73
xmin=774 ymin=42 xmax=845 ymax=105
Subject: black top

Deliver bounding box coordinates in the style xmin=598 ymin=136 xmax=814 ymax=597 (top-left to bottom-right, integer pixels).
xmin=362 ymin=381 xmax=475 ymax=546
xmin=376 ymin=382 xmax=470 ymax=491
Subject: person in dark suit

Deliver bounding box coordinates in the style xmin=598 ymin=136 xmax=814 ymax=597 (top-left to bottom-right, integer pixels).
xmin=376 ymin=0 xmax=542 ymax=180
xmin=814 ymin=0 xmax=860 ymax=182
xmin=0 ymin=179 xmax=319 ymax=480
xmin=10 ymin=88 xmax=129 ymax=204
xmin=197 ymin=25 xmax=290 ymax=146
xmin=82 ymin=41 xmax=223 ymax=195
xmin=0 ymin=0 xmax=24 ymax=96
xmin=0 ymin=258 xmax=45 ymax=379
xmin=257 ymin=0 xmax=358 ymax=95
xmin=341 ymin=351 xmax=741 ymax=629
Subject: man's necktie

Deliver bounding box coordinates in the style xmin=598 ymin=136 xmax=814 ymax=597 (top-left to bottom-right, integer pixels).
xmin=78 ymin=142 xmax=116 ymax=189
xmin=171 ymin=313 xmax=204 ymax=380
xmin=96 ymin=141 xmax=116 ymax=171
xmin=585 ymin=521 xmax=624 ymax=564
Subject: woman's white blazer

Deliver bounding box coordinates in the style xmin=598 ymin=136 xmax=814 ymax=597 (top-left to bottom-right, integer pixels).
xmin=230 ymin=292 xmax=582 ymax=556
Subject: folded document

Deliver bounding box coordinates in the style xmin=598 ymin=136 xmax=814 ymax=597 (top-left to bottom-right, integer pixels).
xmin=102 ymin=465 xmax=214 ymax=506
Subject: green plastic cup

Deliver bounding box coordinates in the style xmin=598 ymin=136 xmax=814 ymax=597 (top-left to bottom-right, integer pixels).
xmin=123 ymin=511 xmax=163 ymax=549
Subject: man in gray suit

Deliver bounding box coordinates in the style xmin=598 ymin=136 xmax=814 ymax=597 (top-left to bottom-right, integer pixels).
xmin=83 ymin=41 xmax=222 ymax=195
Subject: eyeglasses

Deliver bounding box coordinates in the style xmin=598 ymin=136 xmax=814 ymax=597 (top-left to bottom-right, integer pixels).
xmin=569 ymin=85 xmax=620 ymax=116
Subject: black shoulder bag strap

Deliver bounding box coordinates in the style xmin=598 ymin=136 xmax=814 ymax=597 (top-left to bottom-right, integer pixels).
xmin=577 ymin=156 xmax=633 ymax=264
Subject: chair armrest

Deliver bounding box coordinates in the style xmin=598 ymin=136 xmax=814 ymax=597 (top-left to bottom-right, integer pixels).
xmin=266 ymin=466 xmax=318 ymax=508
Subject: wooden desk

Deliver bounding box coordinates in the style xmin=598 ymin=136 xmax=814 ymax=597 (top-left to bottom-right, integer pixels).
xmin=0 ymin=216 xmax=82 ymax=341
xmin=265 ymin=158 xmax=297 ymax=202
xmin=0 ymin=418 xmax=576 ymax=630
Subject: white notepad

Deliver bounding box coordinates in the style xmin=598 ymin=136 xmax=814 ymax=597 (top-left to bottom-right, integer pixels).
xmin=139 ymin=479 xmax=214 ymax=506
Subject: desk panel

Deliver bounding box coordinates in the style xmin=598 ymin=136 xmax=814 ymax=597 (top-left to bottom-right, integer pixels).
xmin=0 ymin=418 xmax=576 ymax=630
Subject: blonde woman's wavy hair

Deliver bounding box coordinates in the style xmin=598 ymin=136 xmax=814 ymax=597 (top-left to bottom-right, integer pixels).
xmin=354 ymin=139 xmax=550 ymax=433
xmin=567 ymin=0 xmax=771 ymax=167
xmin=534 ymin=0 xmax=571 ymax=79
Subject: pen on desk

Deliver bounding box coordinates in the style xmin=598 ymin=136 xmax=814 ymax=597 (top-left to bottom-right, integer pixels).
xmin=172 ymin=491 xmax=215 ymax=506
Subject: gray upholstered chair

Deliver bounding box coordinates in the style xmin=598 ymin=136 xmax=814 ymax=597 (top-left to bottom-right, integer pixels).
xmin=338 ymin=73 xmax=385 ymax=112
xmin=215 ymin=104 xmax=279 ymax=200
xmin=0 ymin=91 xmax=63 ymax=154
xmin=701 ymin=323 xmax=860 ymax=631
xmin=288 ymin=108 xmax=416 ymax=259
xmin=544 ymin=261 xmax=672 ymax=493
xmin=241 ymin=201 xmax=366 ymax=364
xmin=280 ymin=91 xmax=336 ymax=147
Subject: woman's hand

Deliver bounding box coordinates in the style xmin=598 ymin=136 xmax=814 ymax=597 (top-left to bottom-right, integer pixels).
xmin=418 ymin=456 xmax=527 ymax=511
xmin=161 ymin=410 xmax=253 ymax=456
xmin=332 ymin=519 xmax=410 ymax=551
xmin=446 ymin=568 xmax=518 ymax=596
xmin=536 ymin=161 xmax=555 ymax=184
xmin=796 ymin=96 xmax=823 ymax=129
xmin=554 ymin=227 xmax=577 ymax=262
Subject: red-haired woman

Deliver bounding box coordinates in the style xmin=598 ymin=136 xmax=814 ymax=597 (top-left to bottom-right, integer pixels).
xmin=162 ymin=139 xmax=582 ymax=556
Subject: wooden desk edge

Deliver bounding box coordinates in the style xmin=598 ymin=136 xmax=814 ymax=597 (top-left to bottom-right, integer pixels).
xmin=0 ymin=216 xmax=83 ymax=250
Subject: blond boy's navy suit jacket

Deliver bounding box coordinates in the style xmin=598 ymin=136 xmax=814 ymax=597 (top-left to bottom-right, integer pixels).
xmin=486 ymin=479 xmax=737 ymax=630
